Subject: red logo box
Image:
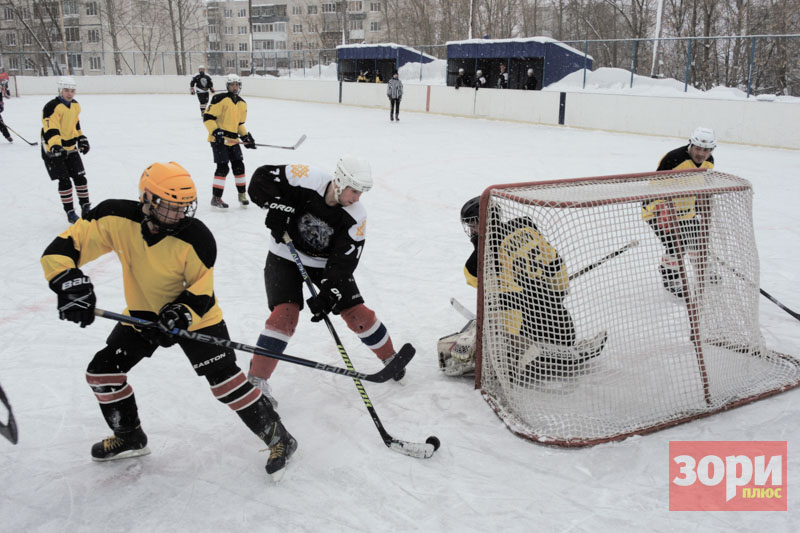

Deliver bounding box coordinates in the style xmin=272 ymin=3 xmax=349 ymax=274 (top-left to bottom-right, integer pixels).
xmin=669 ymin=441 xmax=787 ymax=511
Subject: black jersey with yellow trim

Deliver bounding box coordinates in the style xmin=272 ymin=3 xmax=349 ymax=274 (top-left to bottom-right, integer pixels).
xmin=203 ymin=92 xmax=248 ymax=143
xmin=41 ymin=199 xmax=223 ymax=329
xmin=41 ymin=96 xmax=83 ymax=152
xmin=642 ymin=145 xmax=715 ymax=221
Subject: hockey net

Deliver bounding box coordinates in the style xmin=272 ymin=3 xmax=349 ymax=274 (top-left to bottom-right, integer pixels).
xmin=475 ymin=169 xmax=800 ymax=446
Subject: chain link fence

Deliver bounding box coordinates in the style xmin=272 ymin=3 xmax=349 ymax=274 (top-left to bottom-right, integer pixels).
xmin=2 ymin=35 xmax=797 ymax=96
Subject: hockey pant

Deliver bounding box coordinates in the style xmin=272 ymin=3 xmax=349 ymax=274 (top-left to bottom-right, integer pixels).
xmin=42 ymin=148 xmax=89 ymax=213
xmin=211 ymin=143 xmax=246 ymax=198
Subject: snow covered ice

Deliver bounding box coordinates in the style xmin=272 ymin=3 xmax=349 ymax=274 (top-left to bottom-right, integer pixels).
xmin=0 ymin=90 xmax=798 ymax=531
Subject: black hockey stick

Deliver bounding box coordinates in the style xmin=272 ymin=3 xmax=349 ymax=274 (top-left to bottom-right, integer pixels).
xmin=714 ymin=257 xmax=800 ymax=322
xmin=569 ymin=240 xmax=639 ymax=281
xmin=233 ymin=134 xmax=306 ymax=150
xmin=0 ymin=382 xmax=18 ymax=445
xmin=3 ymin=123 xmax=38 ymax=146
xmin=94 ymin=308 xmax=412 ymax=383
xmin=282 ymin=233 xmax=440 ymax=459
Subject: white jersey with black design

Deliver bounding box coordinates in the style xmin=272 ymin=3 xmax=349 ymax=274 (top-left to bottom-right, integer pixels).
xmin=249 ymin=164 xmax=367 ymax=278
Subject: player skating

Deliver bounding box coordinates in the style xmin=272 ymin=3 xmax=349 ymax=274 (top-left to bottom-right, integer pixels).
xmin=204 ymin=73 xmax=255 ymax=208
xmin=41 ymin=162 xmax=296 ymax=480
xmin=189 ymin=65 xmax=215 ymax=118
xmin=0 ymin=85 xmax=11 ymax=142
xmin=40 ymin=76 xmax=92 ymax=224
xmin=245 ymin=157 xmax=407 ymax=405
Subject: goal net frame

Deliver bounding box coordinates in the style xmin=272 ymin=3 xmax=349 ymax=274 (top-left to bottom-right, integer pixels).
xmin=474 ymin=168 xmax=800 ymax=447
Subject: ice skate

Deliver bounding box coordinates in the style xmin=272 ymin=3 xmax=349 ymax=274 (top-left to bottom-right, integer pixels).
xmin=264 ymin=421 xmax=297 ymax=482
xmin=238 ymin=192 xmax=250 ymax=207
xmin=66 ymin=210 xmax=79 ymax=224
xmin=91 ymin=426 xmax=151 ymax=462
xmin=210 ymin=196 xmax=229 ymax=208
xmin=382 ymin=352 xmax=406 ymax=381
xmin=80 ymin=202 xmax=92 ymax=219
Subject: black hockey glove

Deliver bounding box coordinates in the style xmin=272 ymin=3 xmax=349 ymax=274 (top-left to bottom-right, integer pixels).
xmin=306 ymin=281 xmax=342 ymax=323
xmin=240 ymin=133 xmax=256 ymax=149
xmin=77 ymin=136 xmax=90 ymax=155
xmin=49 ymin=145 xmax=66 ymax=158
xmin=147 ymin=303 xmax=192 ymax=347
xmin=49 ymin=268 xmax=96 ymax=328
xmin=212 ymin=128 xmax=226 ymax=146
xmin=265 ymin=200 xmax=296 ymax=241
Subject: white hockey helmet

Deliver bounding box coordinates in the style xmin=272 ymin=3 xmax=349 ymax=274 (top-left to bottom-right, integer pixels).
xmin=458 ymin=68 xmax=465 ymax=75
xmin=226 ymin=73 xmax=241 ymax=93
xmin=527 ymin=68 xmax=534 ymax=76
xmin=476 ymin=69 xmax=483 ymax=77
xmin=57 ymin=76 xmax=77 ymax=93
xmin=689 ymin=126 xmax=716 ymax=149
xmin=198 ymin=65 xmax=206 ymax=71
xmin=333 ymin=155 xmax=373 ymax=201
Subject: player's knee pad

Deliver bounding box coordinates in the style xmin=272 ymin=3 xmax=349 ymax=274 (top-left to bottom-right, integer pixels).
xmin=265 ymin=303 xmax=300 ymax=335
xmin=340 ymin=304 xmax=376 ymax=333
xmin=57 ymin=176 xmax=72 ymax=191
xmin=215 ymin=162 xmax=230 ymax=176
xmin=231 ymin=160 xmax=245 ymax=176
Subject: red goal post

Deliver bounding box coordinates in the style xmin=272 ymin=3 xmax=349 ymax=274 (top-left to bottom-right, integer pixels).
xmin=474 ymin=169 xmax=800 ymax=446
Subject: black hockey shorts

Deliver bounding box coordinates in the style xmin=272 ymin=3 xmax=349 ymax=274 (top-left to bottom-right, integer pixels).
xmin=196 ymin=91 xmax=210 ymax=106
xmin=264 ymin=252 xmax=364 ymax=312
xmin=646 ymin=216 xmax=701 ymax=255
xmin=88 ymin=320 xmax=238 ymax=378
xmin=42 ymin=148 xmax=85 ymax=183
xmin=211 ymin=142 xmax=243 ymax=165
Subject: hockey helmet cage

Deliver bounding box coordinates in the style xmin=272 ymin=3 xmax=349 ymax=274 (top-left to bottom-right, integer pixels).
xmin=460 ymin=196 xmax=480 ymax=238
xmin=226 ymin=73 xmax=242 ymax=93
xmin=333 ymin=155 xmax=373 ymax=201
xmin=57 ymin=76 xmax=77 ymax=93
xmin=689 ymin=126 xmax=716 ymax=150
xmin=139 ymin=162 xmax=197 ymax=234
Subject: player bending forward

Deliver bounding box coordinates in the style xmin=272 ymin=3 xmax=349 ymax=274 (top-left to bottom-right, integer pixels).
xmin=246 ymin=157 xmax=407 ymax=406
xmin=439 ymin=197 xmax=606 ymax=381
xmin=41 ymin=162 xmax=296 ymax=480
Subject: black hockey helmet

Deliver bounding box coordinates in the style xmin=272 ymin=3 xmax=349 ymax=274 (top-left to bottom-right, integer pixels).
xmin=461 ymin=196 xmax=480 ymax=237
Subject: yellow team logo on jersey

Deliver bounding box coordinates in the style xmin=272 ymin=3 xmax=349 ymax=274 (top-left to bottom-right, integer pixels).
xmin=355 ymin=219 xmax=366 ymax=238
xmin=290 ymin=165 xmax=310 ymax=179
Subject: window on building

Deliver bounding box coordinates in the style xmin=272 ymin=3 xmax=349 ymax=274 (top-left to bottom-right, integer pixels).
xmin=322 ymin=3 xmax=337 ymax=13
xmin=8 ymin=57 xmax=19 ymax=71
xmin=275 ymin=41 xmax=286 ymax=50
xmin=238 ymin=8 xmax=247 ymax=17
xmin=225 ymin=43 xmax=235 ymax=51
xmin=208 ymin=25 xmax=217 ymax=34
xmin=370 ymin=2 xmax=381 ymax=11
xmin=68 ymin=53 xmax=82 ymax=69
xmin=293 ymin=24 xmax=302 ymax=33
xmin=86 ymin=2 xmax=98 ymax=16
xmin=87 ymin=29 xmax=100 ymax=43
xmin=224 ymin=26 xmax=233 ymax=35
xmin=238 ymin=26 xmax=248 ymax=34
xmin=21 ymin=7 xmax=30 ymax=19
xmin=226 ymin=59 xmax=236 ymax=68
xmin=22 ymin=32 xmax=32 ymax=45
xmin=89 ymin=56 xmax=102 ymax=70
xmin=348 ymin=1 xmax=363 ymax=11
xmin=239 ymin=59 xmax=248 ymax=69
xmin=370 ymin=21 xmax=380 ymax=32
xmin=209 ymin=42 xmax=219 ymax=50
xmin=307 ymin=5 xmax=318 ymax=14
xmin=65 ymin=27 xmax=80 ymax=41
xmin=5 ymin=32 xmax=16 ymax=46
xmin=293 ymin=42 xmax=303 ymax=50
xmin=307 ymin=22 xmax=318 ymax=33
xmin=292 ymin=6 xmax=303 ymax=15
xmin=63 ymin=0 xmax=79 ymax=16
xmin=224 ymin=8 xmax=233 ymax=17
xmin=24 ymin=57 xmax=35 ymax=70
xmin=350 ymin=19 xmax=362 ymax=30
xmin=3 ymin=7 xmax=14 ymax=20
xmin=239 ymin=42 xmax=248 ymax=51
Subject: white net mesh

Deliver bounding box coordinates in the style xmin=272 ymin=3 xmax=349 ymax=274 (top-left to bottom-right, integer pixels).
xmin=477 ymin=170 xmax=800 ymax=446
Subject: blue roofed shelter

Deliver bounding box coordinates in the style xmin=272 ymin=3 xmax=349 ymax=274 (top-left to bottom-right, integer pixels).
xmin=337 ymin=43 xmax=437 ymax=82
xmin=446 ymin=37 xmax=593 ymax=90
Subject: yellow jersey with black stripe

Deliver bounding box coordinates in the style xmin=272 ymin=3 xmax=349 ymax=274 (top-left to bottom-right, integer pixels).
xmin=642 ymin=145 xmax=715 ymax=221
xmin=41 ymin=199 xmax=223 ymax=329
xmin=41 ymin=96 xmax=83 ymax=152
xmin=204 ymin=92 xmax=248 ymax=145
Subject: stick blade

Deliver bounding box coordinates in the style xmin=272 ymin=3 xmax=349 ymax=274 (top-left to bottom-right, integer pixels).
xmin=388 ymin=439 xmax=436 ymax=459
xmin=0 ymin=386 xmax=18 ymax=445
xmin=368 ymin=343 xmax=415 ymax=383
xmin=292 ymin=134 xmax=307 ymax=150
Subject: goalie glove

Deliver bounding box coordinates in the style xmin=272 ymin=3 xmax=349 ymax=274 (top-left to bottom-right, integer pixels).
xmin=49 ymin=268 xmax=96 ymax=327
xmin=306 ymin=281 xmax=342 ymax=323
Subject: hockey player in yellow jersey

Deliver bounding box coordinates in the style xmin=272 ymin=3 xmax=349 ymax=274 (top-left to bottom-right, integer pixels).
xmin=203 ymin=73 xmax=256 ymax=208
xmin=643 ymin=126 xmax=716 ymax=297
xmin=41 ymin=162 xmax=297 ymax=480
xmin=41 ymin=76 xmax=92 ymax=224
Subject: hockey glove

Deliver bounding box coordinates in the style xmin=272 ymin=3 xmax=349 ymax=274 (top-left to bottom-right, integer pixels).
xmin=49 ymin=268 xmax=96 ymax=328
xmin=77 ymin=136 xmax=90 ymax=155
xmin=212 ymin=128 xmax=227 ymax=146
xmin=190 ymin=88 xmax=195 ymax=95
xmin=240 ymin=133 xmax=256 ymax=149
xmin=265 ymin=200 xmax=296 ymax=241
xmin=306 ymin=281 xmax=342 ymax=323
xmin=49 ymin=145 xmax=66 ymax=158
xmin=148 ymin=303 xmax=192 ymax=347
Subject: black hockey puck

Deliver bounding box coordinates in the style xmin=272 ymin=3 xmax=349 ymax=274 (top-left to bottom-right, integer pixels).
xmin=426 ymin=436 xmax=441 ymax=451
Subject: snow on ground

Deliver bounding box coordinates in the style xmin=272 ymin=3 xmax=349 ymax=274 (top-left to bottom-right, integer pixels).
xmin=0 ymin=92 xmax=798 ymax=532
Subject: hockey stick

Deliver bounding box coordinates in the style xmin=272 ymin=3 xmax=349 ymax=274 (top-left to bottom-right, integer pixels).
xmin=0 ymin=382 xmax=18 ymax=445
xmin=714 ymin=257 xmax=800 ymax=322
xmin=3 ymin=123 xmax=37 ymax=146
xmin=569 ymin=240 xmax=639 ymax=281
xmin=282 ymin=233 xmax=440 ymax=459
xmin=93 ymin=308 xmax=412 ymax=383
xmin=232 ymin=134 xmax=306 ymax=150
xmin=450 ymin=297 xmax=476 ymax=321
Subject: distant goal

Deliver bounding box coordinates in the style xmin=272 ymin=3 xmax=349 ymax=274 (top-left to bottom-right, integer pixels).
xmin=474 ymin=169 xmax=800 ymax=446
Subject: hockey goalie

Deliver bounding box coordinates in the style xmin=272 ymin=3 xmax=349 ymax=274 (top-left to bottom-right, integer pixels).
xmin=439 ymin=197 xmax=606 ymax=381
